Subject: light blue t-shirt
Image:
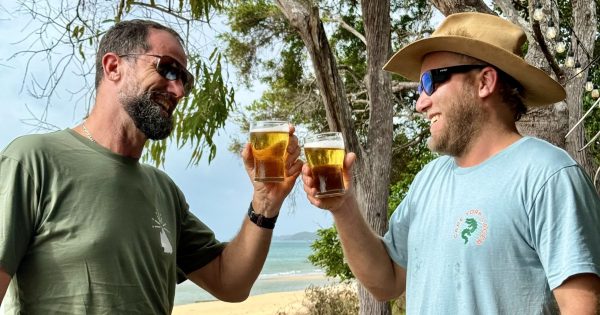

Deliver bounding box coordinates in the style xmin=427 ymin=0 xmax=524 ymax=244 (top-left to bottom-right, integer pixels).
xmin=382 ymin=137 xmax=600 ymax=314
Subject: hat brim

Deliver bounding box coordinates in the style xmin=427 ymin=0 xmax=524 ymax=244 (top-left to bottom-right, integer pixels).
xmin=383 ymin=36 xmax=566 ymax=106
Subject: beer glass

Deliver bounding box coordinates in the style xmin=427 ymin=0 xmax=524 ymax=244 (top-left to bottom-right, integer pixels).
xmin=250 ymin=120 xmax=289 ymax=182
xmin=304 ymin=132 xmax=346 ymax=198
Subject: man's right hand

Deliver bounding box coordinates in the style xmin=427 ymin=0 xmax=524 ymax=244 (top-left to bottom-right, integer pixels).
xmin=301 ymin=152 xmax=357 ymax=212
xmin=301 ymin=152 xmax=407 ymax=300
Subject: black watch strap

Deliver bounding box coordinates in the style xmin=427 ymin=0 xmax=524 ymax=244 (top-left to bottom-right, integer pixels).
xmin=247 ymin=202 xmax=278 ymax=229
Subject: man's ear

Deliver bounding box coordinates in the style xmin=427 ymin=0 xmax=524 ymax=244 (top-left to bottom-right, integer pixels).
xmin=478 ymin=66 xmax=499 ymax=99
xmin=101 ymin=53 xmax=122 ymax=82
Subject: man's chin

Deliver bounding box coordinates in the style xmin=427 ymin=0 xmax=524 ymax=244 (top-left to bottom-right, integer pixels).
xmin=138 ymin=118 xmax=174 ymax=140
xmin=427 ymin=137 xmax=451 ymax=156
xmin=427 ymin=137 xmax=439 ymax=152
xmin=145 ymin=129 xmax=172 ymax=140
xmin=159 ymin=109 xmax=172 ymax=119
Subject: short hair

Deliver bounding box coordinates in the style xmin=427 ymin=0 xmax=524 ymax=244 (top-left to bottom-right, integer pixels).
xmin=456 ymin=54 xmax=527 ymax=121
xmin=94 ymin=19 xmax=184 ymax=88
xmin=495 ymin=69 xmax=527 ymax=121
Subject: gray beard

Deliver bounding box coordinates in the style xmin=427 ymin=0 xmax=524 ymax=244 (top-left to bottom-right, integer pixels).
xmin=123 ymin=91 xmax=173 ymax=140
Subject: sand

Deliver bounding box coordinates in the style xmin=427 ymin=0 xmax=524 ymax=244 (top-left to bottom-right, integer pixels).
xmin=171 ymin=274 xmax=352 ymax=315
xmin=172 ymin=290 xmax=307 ymax=315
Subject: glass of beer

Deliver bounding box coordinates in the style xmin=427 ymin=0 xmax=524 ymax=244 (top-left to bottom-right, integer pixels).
xmin=250 ymin=120 xmax=289 ymax=182
xmin=304 ymin=132 xmax=346 ymax=198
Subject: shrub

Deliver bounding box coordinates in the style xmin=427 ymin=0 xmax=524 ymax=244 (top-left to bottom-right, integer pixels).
xmin=275 ymin=283 xmax=358 ymax=315
xmin=302 ymin=283 xmax=358 ymax=315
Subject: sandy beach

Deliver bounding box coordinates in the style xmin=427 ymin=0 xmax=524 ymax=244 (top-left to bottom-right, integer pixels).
xmin=173 ymin=274 xmax=340 ymax=315
xmin=172 ymin=290 xmax=307 ymax=315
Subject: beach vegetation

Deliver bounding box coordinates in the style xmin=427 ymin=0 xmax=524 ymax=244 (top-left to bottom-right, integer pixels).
xmin=307 ymin=226 xmax=354 ymax=282
xmin=276 ymin=284 xmax=407 ymax=315
xmin=274 ymin=284 xmax=359 ymax=315
xmin=302 ymin=284 xmax=359 ymax=315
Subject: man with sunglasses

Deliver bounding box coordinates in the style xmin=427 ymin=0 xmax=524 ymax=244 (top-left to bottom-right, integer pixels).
xmin=0 ymin=19 xmax=302 ymax=314
xmin=301 ymin=12 xmax=600 ymax=314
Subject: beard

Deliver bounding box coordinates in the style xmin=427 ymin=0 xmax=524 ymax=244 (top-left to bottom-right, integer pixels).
xmin=121 ymin=91 xmax=174 ymax=140
xmin=428 ymin=84 xmax=486 ymax=157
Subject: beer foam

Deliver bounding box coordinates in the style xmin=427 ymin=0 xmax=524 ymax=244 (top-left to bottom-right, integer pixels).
xmin=250 ymin=125 xmax=289 ymax=133
xmin=304 ymin=140 xmax=344 ymax=149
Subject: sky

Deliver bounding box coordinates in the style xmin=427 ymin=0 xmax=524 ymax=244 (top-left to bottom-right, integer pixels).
xmin=0 ymin=3 xmax=333 ymax=241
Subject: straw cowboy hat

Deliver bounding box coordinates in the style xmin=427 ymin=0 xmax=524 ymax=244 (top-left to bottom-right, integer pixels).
xmin=383 ymin=12 xmax=566 ymax=106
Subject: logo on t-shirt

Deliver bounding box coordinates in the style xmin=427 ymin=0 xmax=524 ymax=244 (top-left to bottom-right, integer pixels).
xmin=453 ymin=209 xmax=488 ymax=246
xmin=152 ymin=209 xmax=173 ymax=254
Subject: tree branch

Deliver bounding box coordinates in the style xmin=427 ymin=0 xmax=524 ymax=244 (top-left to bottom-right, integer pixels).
xmin=494 ymin=0 xmax=532 ymax=33
xmin=275 ymin=0 xmax=363 ymax=161
xmin=392 ymin=81 xmax=418 ymax=93
xmin=531 ymin=19 xmax=565 ymax=82
xmin=329 ymin=15 xmax=366 ymax=45
xmin=395 ymin=129 xmax=429 ymax=151
xmin=428 ymin=0 xmax=494 ymax=16
xmin=128 ymin=2 xmax=193 ymax=23
xmin=338 ymin=65 xmax=366 ymax=91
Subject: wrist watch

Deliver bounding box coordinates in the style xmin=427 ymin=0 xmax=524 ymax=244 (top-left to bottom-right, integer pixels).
xmin=247 ymin=202 xmax=278 ymax=229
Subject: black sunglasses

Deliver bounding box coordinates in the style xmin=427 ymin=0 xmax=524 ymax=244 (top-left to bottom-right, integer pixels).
xmin=119 ymin=53 xmax=195 ymax=96
xmin=418 ymin=64 xmax=486 ymax=96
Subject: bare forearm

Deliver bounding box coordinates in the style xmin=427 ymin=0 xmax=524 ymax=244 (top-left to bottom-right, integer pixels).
xmin=214 ymin=217 xmax=273 ymax=300
xmin=557 ymin=294 xmax=599 ymax=315
xmin=332 ymin=197 xmax=405 ymax=300
xmin=554 ymin=273 xmax=600 ymax=315
xmin=190 ymin=132 xmax=300 ymax=302
xmin=188 ymin=212 xmax=274 ymax=302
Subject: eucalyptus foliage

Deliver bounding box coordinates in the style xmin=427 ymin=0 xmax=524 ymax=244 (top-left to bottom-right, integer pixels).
xmin=9 ymin=0 xmax=234 ymax=167
xmin=222 ymin=0 xmax=432 ymax=137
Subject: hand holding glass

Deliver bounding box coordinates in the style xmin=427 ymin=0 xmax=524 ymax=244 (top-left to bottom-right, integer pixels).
xmin=304 ymin=132 xmax=346 ymax=198
xmin=250 ymin=121 xmax=289 ymax=182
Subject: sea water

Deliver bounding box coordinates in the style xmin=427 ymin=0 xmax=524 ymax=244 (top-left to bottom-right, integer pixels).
xmin=174 ymin=240 xmax=333 ymax=305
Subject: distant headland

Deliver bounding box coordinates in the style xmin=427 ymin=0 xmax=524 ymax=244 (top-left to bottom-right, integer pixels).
xmin=273 ymin=231 xmax=317 ymax=241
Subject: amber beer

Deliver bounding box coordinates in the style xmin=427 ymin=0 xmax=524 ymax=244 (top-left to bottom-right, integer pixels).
xmin=250 ymin=121 xmax=289 ymax=182
xmin=304 ymin=132 xmax=345 ymax=198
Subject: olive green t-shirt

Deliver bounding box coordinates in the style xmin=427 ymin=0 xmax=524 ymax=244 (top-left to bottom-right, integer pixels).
xmin=0 ymin=129 xmax=226 ymax=314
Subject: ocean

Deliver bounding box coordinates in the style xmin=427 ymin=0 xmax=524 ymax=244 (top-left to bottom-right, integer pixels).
xmin=174 ymin=240 xmax=334 ymax=305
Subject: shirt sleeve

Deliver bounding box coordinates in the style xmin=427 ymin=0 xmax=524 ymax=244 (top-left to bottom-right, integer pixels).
xmin=381 ymin=198 xmax=411 ymax=269
xmin=175 ymin=196 xmax=227 ymax=282
xmin=528 ymin=165 xmax=600 ymax=290
xmin=0 ymin=155 xmax=37 ymax=276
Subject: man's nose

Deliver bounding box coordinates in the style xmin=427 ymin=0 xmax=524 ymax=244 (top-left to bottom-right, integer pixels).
xmin=415 ymin=93 xmax=432 ymax=113
xmin=168 ymin=79 xmax=186 ymax=100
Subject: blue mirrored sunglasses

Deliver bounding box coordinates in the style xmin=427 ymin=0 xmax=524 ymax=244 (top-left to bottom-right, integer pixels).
xmin=418 ymin=64 xmax=486 ymax=96
xmin=119 ymin=53 xmax=195 ymax=96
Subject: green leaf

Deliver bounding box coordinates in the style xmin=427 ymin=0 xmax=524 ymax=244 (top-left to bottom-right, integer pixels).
xmin=78 ymin=44 xmax=85 ymax=60
xmin=144 ymin=52 xmax=235 ymax=167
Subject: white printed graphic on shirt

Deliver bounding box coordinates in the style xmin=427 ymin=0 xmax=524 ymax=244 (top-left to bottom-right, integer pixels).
xmin=152 ymin=209 xmax=173 ymax=254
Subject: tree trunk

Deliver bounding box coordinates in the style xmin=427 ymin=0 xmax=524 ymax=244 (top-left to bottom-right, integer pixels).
xmin=275 ymin=0 xmax=363 ymax=164
xmin=563 ymin=0 xmax=597 ymax=180
xmin=275 ymin=1 xmax=394 ymax=314
xmin=357 ymin=1 xmax=393 ymax=314
xmin=430 ymin=0 xmax=494 ymax=15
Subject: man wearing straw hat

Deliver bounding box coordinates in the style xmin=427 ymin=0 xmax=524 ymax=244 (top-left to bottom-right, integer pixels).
xmin=302 ymin=12 xmax=600 ymax=314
